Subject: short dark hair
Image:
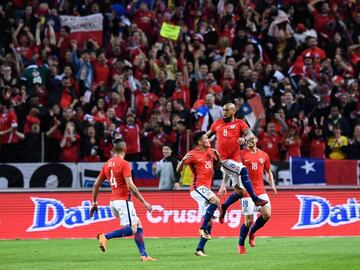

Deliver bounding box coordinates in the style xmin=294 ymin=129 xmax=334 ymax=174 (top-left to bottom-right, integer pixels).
xmin=193 ymin=131 xmax=206 ymax=146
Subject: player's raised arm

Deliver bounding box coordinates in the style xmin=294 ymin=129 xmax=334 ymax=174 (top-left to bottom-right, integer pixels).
xmin=206 ymin=129 xmax=216 ymax=141
xmin=125 ymin=176 xmax=152 ymax=212
xmin=238 ymin=128 xmax=255 ymax=145
xmin=176 ymin=153 xmax=192 ymax=173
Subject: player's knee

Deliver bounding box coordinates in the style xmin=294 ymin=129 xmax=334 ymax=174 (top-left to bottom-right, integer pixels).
xmin=235 ymin=188 xmax=246 ymax=197
xmin=131 ymin=224 xmax=138 ymax=234
xmin=245 ymin=220 xmax=253 ymax=227
xmin=212 ymin=197 xmax=220 ymax=206
xmin=263 ymin=213 xmax=271 ymax=220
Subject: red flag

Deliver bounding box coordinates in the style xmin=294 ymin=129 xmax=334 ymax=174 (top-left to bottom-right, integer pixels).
xmin=324 ymin=160 xmax=358 ymax=185
xmin=60 ymin=14 xmax=103 ymax=48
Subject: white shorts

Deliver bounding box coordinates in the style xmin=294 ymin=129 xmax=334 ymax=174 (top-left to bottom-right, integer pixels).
xmin=220 ymin=159 xmax=245 ymax=189
xmin=110 ymin=200 xmax=139 ymax=226
xmin=241 ymin=193 xmax=271 ymax=216
xmin=190 ymin=186 xmax=216 ymax=216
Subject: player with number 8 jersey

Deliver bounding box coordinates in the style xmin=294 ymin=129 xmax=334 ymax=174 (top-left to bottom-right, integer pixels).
xmin=206 ymin=103 xmax=268 ymax=229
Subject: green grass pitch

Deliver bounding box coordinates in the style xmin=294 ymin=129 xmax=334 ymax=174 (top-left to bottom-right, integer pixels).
xmin=1 ymin=237 xmax=360 ymax=270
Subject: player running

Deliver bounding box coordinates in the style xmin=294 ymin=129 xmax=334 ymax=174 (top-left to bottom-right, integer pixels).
xmin=206 ymin=103 xmax=268 ymax=224
xmin=238 ymin=136 xmax=277 ymax=254
xmin=90 ymin=139 xmax=157 ymax=261
xmin=177 ymin=131 xmax=221 ymax=257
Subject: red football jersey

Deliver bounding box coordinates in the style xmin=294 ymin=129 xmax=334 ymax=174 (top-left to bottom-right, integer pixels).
xmin=184 ymin=148 xmax=217 ymax=191
xmin=99 ymin=156 xmax=132 ymax=200
xmin=241 ymin=148 xmax=270 ymax=197
xmin=0 ymin=110 xmax=20 ymax=144
xmin=210 ymin=119 xmax=249 ymax=162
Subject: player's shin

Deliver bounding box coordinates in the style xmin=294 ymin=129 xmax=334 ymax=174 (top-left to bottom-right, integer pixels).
xmin=105 ymin=225 xmax=133 ymax=239
xmin=201 ymin=203 xmax=217 ymax=230
xmin=134 ymin=227 xmax=148 ymax=257
xmin=250 ymin=216 xmax=268 ymax=234
xmin=240 ymin=168 xmax=258 ymax=202
xmin=222 ymin=192 xmax=242 ymax=210
xmin=239 ymin=224 xmax=250 ymax=246
xmin=196 ymin=224 xmax=213 ymax=251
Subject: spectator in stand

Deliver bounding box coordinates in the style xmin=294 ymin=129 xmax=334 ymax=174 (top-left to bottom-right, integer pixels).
xmin=145 ymin=122 xmax=169 ymax=161
xmin=255 ymin=113 xmax=287 ymax=161
xmin=173 ymin=99 xmax=190 ymax=125
xmin=205 ymin=93 xmax=223 ymax=124
xmin=152 ymin=144 xmax=180 ymax=190
xmin=307 ymin=0 xmax=335 ymax=40
xmin=81 ymin=125 xmax=101 ymax=162
xmin=282 ymin=91 xmax=300 ymax=121
xmin=281 ymin=124 xmax=301 ymax=161
xmin=0 ymin=103 xmax=22 ymax=162
xmin=346 ymin=125 xmax=360 ymax=160
xmin=325 ymin=105 xmax=350 ymax=137
xmin=21 ymin=121 xmax=42 ymax=162
xmin=174 ymin=120 xmax=191 ymax=159
xmin=120 ymin=113 xmax=141 ymax=161
xmin=59 ymin=121 xmax=80 ymax=162
xmin=306 ymin=122 xmax=326 ymax=159
xmin=134 ymin=79 xmax=158 ymax=121
xmin=327 ymin=124 xmax=348 ymax=160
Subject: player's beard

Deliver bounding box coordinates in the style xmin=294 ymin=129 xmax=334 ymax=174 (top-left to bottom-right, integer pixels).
xmin=223 ymin=115 xmax=232 ymax=122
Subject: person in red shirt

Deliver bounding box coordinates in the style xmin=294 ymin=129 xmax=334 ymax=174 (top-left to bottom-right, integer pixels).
xmin=93 ymin=50 xmax=110 ymax=86
xmin=176 ymin=131 xmax=220 ymax=256
xmin=307 ymin=0 xmax=335 ymax=38
xmin=90 ymin=139 xmax=156 ymax=261
xmin=281 ymin=124 xmax=302 ymax=160
xmin=120 ymin=113 xmax=141 ymax=161
xmin=237 ymin=137 xmax=277 ymax=255
xmin=0 ymin=104 xmax=22 ymax=162
xmin=206 ymin=103 xmax=267 ymax=223
xmin=172 ymin=72 xmax=190 ymax=109
xmin=257 ymin=121 xmax=283 ymax=161
xmin=134 ymin=80 xmax=159 ymax=121
xmin=59 ymin=122 xmax=80 ymax=162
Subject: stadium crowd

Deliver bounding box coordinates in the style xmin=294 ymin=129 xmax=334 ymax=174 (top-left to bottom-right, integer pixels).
xmin=0 ymin=0 xmax=360 ymax=163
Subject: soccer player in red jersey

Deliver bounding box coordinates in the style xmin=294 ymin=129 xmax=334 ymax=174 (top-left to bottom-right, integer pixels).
xmin=90 ymin=139 xmax=156 ymax=261
xmin=238 ymin=137 xmax=277 ymax=255
xmin=206 ymin=103 xmax=268 ymax=223
xmin=177 ymin=131 xmax=221 ymax=257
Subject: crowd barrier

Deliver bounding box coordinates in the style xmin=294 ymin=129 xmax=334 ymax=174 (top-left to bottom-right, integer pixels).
xmin=1 ymin=158 xmax=359 ymax=189
xmin=0 ymin=189 xmax=359 ymax=239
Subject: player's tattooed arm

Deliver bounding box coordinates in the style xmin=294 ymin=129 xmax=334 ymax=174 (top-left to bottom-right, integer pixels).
xmin=125 ymin=176 xmax=153 ymax=212
xmin=238 ymin=128 xmax=255 ymax=145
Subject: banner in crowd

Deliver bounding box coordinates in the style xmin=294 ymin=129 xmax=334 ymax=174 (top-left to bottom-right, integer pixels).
xmin=290 ymin=157 xmax=360 ymax=185
xmin=78 ymin=162 xmax=159 ymax=188
xmin=60 ymin=14 xmax=103 ymax=47
xmin=0 ymin=190 xmax=359 ymax=239
xmin=0 ymin=162 xmax=159 ymax=189
xmin=0 ymin=163 xmax=80 ymax=188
